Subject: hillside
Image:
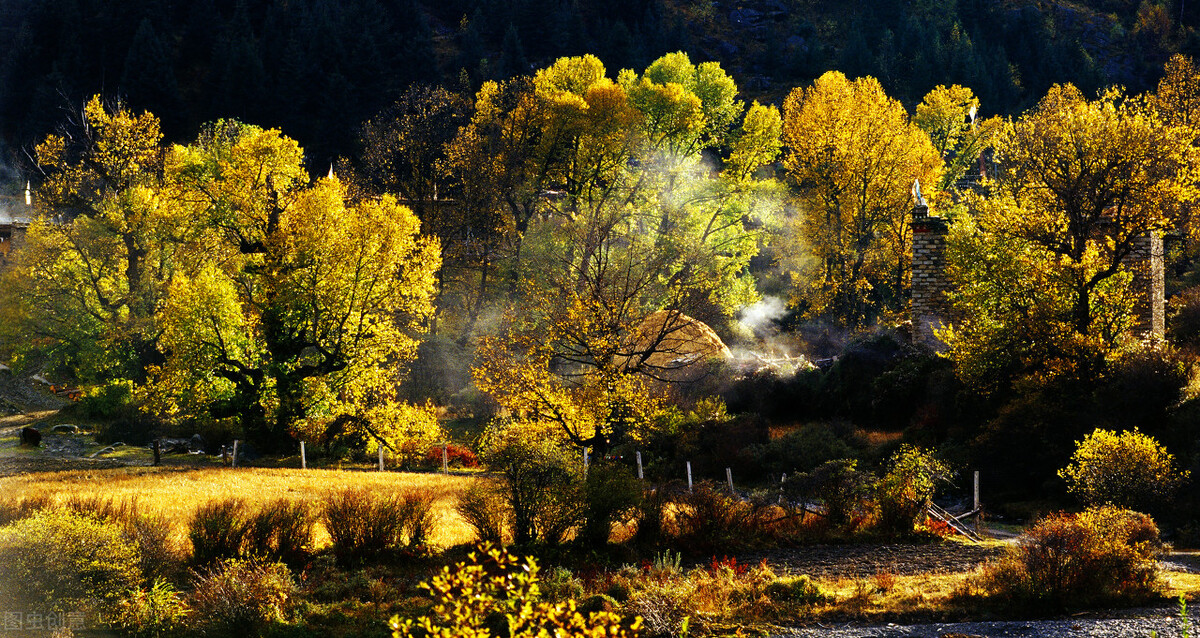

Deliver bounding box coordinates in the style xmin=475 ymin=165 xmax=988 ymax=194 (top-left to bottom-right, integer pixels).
xmin=0 ymin=0 xmax=1193 ymax=168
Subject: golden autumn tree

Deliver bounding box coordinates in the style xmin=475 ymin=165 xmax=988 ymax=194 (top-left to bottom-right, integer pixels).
xmin=943 ymin=84 xmax=1195 ymax=391
xmin=145 ymin=121 xmax=442 ymax=452
xmin=913 ymin=84 xmax=1002 ymax=191
xmin=468 ymin=54 xmax=776 ymax=454
xmin=0 ymin=96 xmax=185 ymax=381
xmin=782 ymin=71 xmax=943 ymax=327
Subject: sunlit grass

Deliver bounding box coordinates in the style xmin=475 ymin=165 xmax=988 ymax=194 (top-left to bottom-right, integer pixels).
xmin=0 ymin=466 xmax=487 ymax=549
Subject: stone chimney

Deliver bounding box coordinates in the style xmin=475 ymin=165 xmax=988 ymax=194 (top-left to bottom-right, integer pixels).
xmin=1123 ymin=231 xmax=1165 ymax=340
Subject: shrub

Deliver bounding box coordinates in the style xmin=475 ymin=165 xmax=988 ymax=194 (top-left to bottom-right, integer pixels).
xmin=324 ymin=488 xmax=434 ymax=564
xmin=423 ymin=443 xmax=480 ymax=469
xmin=739 ymin=423 xmax=855 ymax=477
xmin=113 ymin=578 xmax=190 ymax=638
xmin=190 ymin=558 xmax=296 ymax=635
xmin=763 ymin=574 xmax=825 ymax=604
xmin=634 ymin=484 xmax=678 ymax=547
xmin=246 ymin=499 xmax=314 ymax=567
xmin=1059 ymin=428 xmax=1188 ymax=512
xmin=189 ymin=499 xmax=251 ymax=565
xmin=784 ymin=458 xmax=875 ymax=528
xmin=389 ymin=544 xmax=641 ymax=638
xmin=481 ymin=425 xmax=585 ymax=545
xmin=874 ymin=445 xmax=949 ymax=536
xmin=63 ymin=495 xmax=180 ymax=581
xmin=0 ymin=510 xmax=142 ymax=615
xmin=674 ymin=482 xmax=774 ymax=553
xmin=581 ymin=461 xmax=644 ymax=545
xmin=981 ymin=506 xmax=1163 ymax=609
xmin=456 ymin=482 xmax=512 ymax=544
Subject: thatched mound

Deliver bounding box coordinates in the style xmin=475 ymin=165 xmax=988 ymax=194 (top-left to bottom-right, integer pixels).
xmin=616 ymin=310 xmax=732 ymax=373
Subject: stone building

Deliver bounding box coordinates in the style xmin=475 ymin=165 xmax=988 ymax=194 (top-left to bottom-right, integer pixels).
xmin=909 ymin=205 xmax=1165 ymax=347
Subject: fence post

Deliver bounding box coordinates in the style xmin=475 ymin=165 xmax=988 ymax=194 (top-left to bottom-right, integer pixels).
xmin=300 ymin=441 xmax=306 ymax=469
xmin=726 ymin=467 xmax=734 ymax=494
xmin=973 ymin=470 xmax=980 ymax=511
xmin=636 ymin=451 xmax=644 ymax=480
xmin=583 ymin=448 xmax=589 ymax=473
xmin=153 ymin=439 xmax=160 ymax=467
xmin=231 ymin=440 xmax=239 ymax=469
xmin=442 ymin=444 xmax=449 ymax=474
xmin=378 ymin=445 xmax=384 ymax=471
xmin=686 ymin=461 xmax=693 ymax=493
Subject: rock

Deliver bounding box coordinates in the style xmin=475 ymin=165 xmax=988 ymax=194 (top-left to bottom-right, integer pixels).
xmin=51 ymin=424 xmax=79 ymax=434
xmin=19 ymin=427 xmax=41 ymax=447
xmin=189 ymin=433 xmax=205 ymax=454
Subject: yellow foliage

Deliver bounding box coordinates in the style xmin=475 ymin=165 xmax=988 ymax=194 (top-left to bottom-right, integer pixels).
xmin=390 ymin=545 xmax=642 ymax=638
xmin=1059 ymin=428 xmax=1189 ymax=511
xmin=782 ymin=71 xmax=942 ymax=326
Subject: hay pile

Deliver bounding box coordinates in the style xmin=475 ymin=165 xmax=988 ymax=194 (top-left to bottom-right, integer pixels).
xmin=617 ymin=310 xmax=732 ymax=372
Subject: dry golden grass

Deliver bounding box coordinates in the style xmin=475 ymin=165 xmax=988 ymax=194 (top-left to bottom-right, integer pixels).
xmin=0 ymin=466 xmax=489 ymax=549
xmin=813 ymin=571 xmax=974 ymax=618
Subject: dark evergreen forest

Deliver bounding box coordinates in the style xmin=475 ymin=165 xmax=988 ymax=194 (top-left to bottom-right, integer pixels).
xmin=0 ymin=0 xmax=1194 ymax=166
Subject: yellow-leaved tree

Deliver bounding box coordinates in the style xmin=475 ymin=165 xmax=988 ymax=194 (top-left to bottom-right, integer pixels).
xmin=0 ymin=96 xmax=186 ymax=381
xmin=145 ymin=121 xmax=442 ymax=453
xmin=943 ymin=84 xmax=1195 ymax=391
xmin=782 ymin=71 xmax=943 ymax=327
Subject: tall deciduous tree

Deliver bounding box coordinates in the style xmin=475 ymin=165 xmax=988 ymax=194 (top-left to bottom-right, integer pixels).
xmin=0 ymin=96 xmax=182 ymax=381
xmin=149 ymin=122 xmax=442 ymax=452
xmin=782 ymin=71 xmax=942 ymax=327
xmin=944 ymin=84 xmax=1195 ymax=391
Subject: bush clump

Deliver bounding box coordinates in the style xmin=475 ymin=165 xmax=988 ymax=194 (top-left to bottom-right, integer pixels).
xmin=874 ymin=445 xmax=949 ymax=536
xmin=324 ymin=488 xmax=434 ymax=563
xmin=481 ymin=425 xmax=585 ymax=545
xmin=389 ymin=544 xmax=640 ymax=638
xmin=981 ymin=506 xmax=1163 ymax=609
xmin=1059 ymin=428 xmax=1188 ymax=513
xmin=189 ymin=499 xmax=252 ymax=565
xmin=246 ymin=499 xmax=314 ymax=567
xmin=674 ymin=482 xmax=775 ymax=553
xmin=784 ymin=458 xmax=875 ymax=529
xmin=0 ymin=510 xmax=142 ymax=615
xmin=113 ymin=578 xmax=190 ymax=638
xmin=190 ymin=558 xmax=296 ymax=636
xmin=456 ymin=481 xmax=512 ymax=544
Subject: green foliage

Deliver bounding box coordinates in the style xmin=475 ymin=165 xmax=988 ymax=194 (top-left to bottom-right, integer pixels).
xmin=1060 ymin=428 xmax=1189 ymax=512
xmin=189 ymin=558 xmax=296 ymax=636
xmin=0 ymin=510 xmax=142 ymax=615
xmin=389 ymin=544 xmax=642 ymax=638
xmin=582 ymin=461 xmax=644 ymax=545
xmin=79 ymin=378 xmax=136 ymax=419
xmin=763 ymin=574 xmax=826 ymax=604
xmin=742 ymin=424 xmax=855 ymax=477
xmin=784 ymin=459 xmax=875 ymax=528
xmin=981 ymin=506 xmax=1163 ymax=609
xmin=113 ymin=578 xmax=190 ymax=638
xmin=875 ymin=445 xmax=950 ymax=535
xmin=480 ymin=424 xmax=586 ymax=545
xmin=323 ymin=488 xmax=434 ymax=564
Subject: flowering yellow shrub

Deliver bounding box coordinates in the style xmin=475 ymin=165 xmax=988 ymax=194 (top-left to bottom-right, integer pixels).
xmin=390 ymin=545 xmax=642 ymax=638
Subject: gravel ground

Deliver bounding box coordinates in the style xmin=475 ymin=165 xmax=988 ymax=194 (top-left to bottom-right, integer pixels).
xmin=777 ymin=606 xmax=1196 ymax=637
xmin=726 ymin=543 xmax=1008 ymax=578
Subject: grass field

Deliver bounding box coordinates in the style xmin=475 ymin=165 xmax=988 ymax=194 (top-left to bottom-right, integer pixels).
xmin=0 ymin=465 xmax=487 ymax=548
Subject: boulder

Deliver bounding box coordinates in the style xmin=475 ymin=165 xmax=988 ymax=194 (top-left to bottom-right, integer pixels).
xmin=51 ymin=424 xmax=79 ymax=434
xmin=19 ymin=427 xmax=41 ymax=447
